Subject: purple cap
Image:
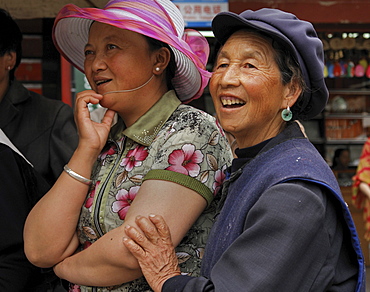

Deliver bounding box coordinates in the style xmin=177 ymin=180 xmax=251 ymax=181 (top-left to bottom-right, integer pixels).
xmin=212 ymin=8 xmax=328 ymax=120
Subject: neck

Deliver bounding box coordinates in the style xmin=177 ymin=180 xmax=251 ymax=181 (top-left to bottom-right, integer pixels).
xmin=117 ymin=84 xmax=168 ymax=128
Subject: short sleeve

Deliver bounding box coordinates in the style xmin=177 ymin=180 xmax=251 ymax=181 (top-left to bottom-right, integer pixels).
xmin=143 ymin=105 xmax=233 ymax=205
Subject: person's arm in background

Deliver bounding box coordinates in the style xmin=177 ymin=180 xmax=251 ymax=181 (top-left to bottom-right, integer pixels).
xmin=359 ymin=182 xmax=370 ymax=200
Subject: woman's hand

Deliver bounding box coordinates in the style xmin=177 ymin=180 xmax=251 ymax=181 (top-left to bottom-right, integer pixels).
xmin=123 ymin=215 xmax=181 ymax=292
xmin=74 ymin=90 xmax=116 ymax=156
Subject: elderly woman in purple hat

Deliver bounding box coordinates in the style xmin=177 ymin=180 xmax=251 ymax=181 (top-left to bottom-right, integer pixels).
xmin=24 ymin=0 xmax=233 ymax=291
xmin=122 ymin=8 xmax=365 ymax=292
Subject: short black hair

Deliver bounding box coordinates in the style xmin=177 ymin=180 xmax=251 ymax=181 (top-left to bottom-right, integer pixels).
xmin=0 ymin=8 xmax=22 ymax=80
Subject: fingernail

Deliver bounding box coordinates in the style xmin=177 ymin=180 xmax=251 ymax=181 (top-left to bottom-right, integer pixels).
xmin=149 ymin=214 xmax=155 ymax=217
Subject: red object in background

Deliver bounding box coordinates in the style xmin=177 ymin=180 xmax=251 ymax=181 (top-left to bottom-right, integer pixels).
xmin=24 ymin=84 xmax=42 ymax=95
xmin=15 ymin=59 xmax=42 ymax=81
xmin=61 ymin=56 xmax=73 ymax=107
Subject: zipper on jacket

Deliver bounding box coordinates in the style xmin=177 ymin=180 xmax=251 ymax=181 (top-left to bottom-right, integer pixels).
xmin=93 ymin=138 xmax=126 ymax=237
xmin=91 ymin=139 xmax=126 ymax=292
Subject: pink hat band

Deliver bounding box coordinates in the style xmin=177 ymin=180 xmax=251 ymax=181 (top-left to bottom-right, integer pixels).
xmin=53 ymin=0 xmax=211 ymax=103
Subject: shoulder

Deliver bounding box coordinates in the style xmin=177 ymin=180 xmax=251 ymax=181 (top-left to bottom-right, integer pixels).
xmin=172 ymin=104 xmax=215 ymax=124
xmin=10 ymin=81 xmax=70 ymax=112
xmin=168 ymin=105 xmax=225 ymax=136
xmin=28 ymin=91 xmax=72 ymax=113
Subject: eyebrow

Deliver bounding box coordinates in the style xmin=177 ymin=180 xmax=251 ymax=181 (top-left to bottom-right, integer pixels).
xmin=217 ymin=49 xmax=263 ymax=60
xmin=84 ymin=35 xmax=120 ymax=50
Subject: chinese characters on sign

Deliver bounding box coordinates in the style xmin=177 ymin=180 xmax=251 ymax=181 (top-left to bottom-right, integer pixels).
xmin=172 ymin=0 xmax=229 ymax=27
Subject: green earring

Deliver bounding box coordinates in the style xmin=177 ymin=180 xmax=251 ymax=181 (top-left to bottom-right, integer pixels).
xmin=281 ymin=105 xmax=292 ymax=121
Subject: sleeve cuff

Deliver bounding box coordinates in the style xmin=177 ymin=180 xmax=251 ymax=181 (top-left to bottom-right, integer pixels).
xmin=162 ymin=275 xmax=194 ymax=292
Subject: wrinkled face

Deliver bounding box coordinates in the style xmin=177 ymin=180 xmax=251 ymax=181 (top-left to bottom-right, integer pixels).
xmin=210 ymin=30 xmax=291 ymax=148
xmin=84 ymin=22 xmax=156 ymax=117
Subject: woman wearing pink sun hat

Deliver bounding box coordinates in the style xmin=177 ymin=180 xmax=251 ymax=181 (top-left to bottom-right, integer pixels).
xmin=24 ymin=0 xmax=233 ymax=291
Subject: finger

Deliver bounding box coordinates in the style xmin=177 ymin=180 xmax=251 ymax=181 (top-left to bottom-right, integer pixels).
xmin=148 ymin=214 xmax=172 ymax=241
xmin=75 ymin=89 xmax=102 ymax=99
xmin=75 ymin=90 xmax=103 ymax=107
xmin=135 ymin=216 xmax=160 ymax=243
xmin=122 ymin=237 xmax=145 ymax=258
xmin=100 ymin=109 xmax=116 ymax=127
xmin=124 ymin=224 xmax=151 ymax=247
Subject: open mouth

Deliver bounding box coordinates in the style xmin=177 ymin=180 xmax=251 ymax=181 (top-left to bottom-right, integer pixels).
xmin=221 ymin=97 xmax=246 ymax=108
xmin=96 ymin=79 xmax=112 ymax=86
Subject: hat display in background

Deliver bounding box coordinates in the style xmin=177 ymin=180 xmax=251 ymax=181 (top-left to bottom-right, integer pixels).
xmin=212 ymin=8 xmax=329 ymax=120
xmin=53 ymin=0 xmax=211 ymax=103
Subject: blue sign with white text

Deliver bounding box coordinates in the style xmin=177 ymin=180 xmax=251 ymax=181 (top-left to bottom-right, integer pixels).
xmin=172 ymin=0 xmax=228 ymax=28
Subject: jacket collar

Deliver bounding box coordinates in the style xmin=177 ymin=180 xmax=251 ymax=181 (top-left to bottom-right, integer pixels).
xmin=0 ymin=80 xmax=31 ymax=128
xmin=4 ymin=80 xmax=32 ymax=104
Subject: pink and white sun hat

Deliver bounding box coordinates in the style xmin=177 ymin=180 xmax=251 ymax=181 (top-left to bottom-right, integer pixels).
xmin=53 ymin=0 xmax=211 ymax=103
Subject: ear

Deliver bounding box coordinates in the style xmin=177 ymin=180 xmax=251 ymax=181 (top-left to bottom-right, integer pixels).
xmin=281 ymin=80 xmax=302 ymax=109
xmin=152 ymin=47 xmax=171 ymax=75
xmin=4 ymin=51 xmax=17 ymax=70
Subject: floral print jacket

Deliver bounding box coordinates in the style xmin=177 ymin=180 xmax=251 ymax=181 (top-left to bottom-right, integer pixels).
xmin=73 ymin=91 xmax=233 ymax=292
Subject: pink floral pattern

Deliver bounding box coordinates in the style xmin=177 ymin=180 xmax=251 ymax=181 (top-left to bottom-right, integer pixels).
xmin=76 ymin=100 xmax=234 ymax=291
xmin=111 ymin=186 xmax=140 ymax=220
xmin=166 ymin=144 xmax=204 ymax=177
xmin=120 ymin=145 xmax=149 ymax=172
xmin=83 ymin=241 xmax=92 ymax=250
xmin=213 ymin=164 xmax=227 ymax=195
xmin=69 ymin=284 xmax=81 ymax=292
xmin=84 ymin=181 xmax=100 ymax=212
xmin=99 ymin=144 xmax=118 ymax=164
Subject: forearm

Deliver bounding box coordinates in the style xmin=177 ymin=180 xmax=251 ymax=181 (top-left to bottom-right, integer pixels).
xmin=24 ymin=148 xmax=96 ymax=267
xmin=54 ymin=229 xmax=143 ymax=286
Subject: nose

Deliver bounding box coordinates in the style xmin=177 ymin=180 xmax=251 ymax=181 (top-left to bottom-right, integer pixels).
xmin=219 ymin=65 xmax=241 ymax=87
xmin=88 ymin=52 xmax=108 ymax=72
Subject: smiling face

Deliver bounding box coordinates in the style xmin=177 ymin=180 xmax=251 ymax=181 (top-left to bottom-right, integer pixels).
xmin=84 ymin=22 xmax=166 ymax=125
xmin=210 ymin=30 xmax=294 ymax=148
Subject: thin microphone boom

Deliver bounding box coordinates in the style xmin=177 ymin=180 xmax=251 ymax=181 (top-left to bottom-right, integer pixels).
xmin=102 ymin=75 xmax=154 ymax=95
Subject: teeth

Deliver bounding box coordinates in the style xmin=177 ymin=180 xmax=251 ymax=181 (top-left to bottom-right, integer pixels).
xmin=221 ymin=97 xmax=245 ymax=106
